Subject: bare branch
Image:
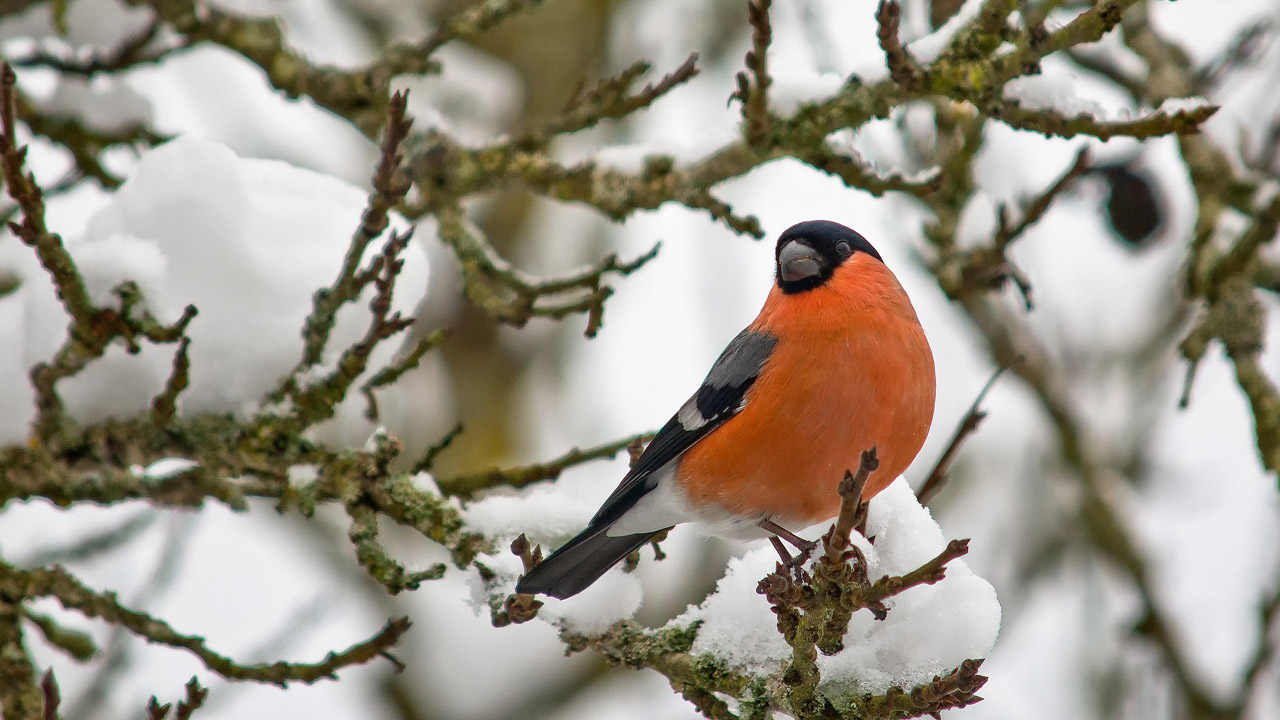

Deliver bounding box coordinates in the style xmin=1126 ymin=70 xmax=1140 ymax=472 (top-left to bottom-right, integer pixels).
xmin=733 ymin=0 xmax=774 ymax=146
xmin=438 ymin=431 xmax=655 ymax=499
xmin=0 ymin=561 xmax=411 ymax=687
xmin=876 ymin=1 xmax=924 ymax=89
xmin=917 ymin=361 xmax=1014 ymax=505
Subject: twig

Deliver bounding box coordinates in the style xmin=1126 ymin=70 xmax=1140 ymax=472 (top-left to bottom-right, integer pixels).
xmin=145 ymin=678 xmax=208 ymax=720
xmin=21 ymin=608 xmax=97 ymax=661
xmin=876 ymin=1 xmax=923 ymax=89
xmin=435 ymin=202 xmax=660 ymax=337
xmin=986 ymin=99 xmax=1217 ymax=140
xmin=361 ymin=328 xmax=448 ymax=421
xmin=917 ymin=362 xmax=1015 ymax=505
xmin=283 ymin=89 xmax=415 ymax=390
xmin=341 ymin=433 xmax=448 ymax=594
xmin=824 ymin=449 xmax=879 ymax=563
xmin=412 ymin=422 xmax=465 ymax=474
xmin=862 ymin=539 xmax=970 ymax=618
xmin=150 ymin=337 xmax=193 ymax=425
xmin=0 ymin=561 xmax=411 ymax=687
xmin=40 ymin=670 xmax=60 ymax=720
xmin=529 ymin=54 xmax=700 ymax=143
xmin=437 ymin=432 xmax=656 ymax=499
xmin=994 ymin=147 xmax=1092 ymax=248
xmin=10 ymin=21 xmax=174 ymax=76
xmin=733 ymin=0 xmax=774 ymax=146
xmin=801 ymin=147 xmax=942 ymax=198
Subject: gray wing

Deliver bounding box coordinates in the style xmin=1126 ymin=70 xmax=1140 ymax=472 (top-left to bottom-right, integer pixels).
xmin=588 ymin=328 xmax=778 ymax=528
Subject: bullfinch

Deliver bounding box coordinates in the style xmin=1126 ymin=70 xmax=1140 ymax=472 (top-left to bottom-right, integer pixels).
xmin=516 ymin=220 xmax=935 ymax=599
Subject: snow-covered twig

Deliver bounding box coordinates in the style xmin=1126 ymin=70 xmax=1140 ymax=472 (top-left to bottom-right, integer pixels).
xmin=0 ymin=63 xmax=194 ymax=445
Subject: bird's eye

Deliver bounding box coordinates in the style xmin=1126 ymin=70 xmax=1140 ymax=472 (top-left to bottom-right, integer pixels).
xmin=835 ymin=241 xmax=852 ymax=257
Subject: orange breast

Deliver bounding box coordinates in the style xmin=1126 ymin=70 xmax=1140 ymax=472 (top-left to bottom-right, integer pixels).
xmin=675 ymin=258 xmax=935 ymax=526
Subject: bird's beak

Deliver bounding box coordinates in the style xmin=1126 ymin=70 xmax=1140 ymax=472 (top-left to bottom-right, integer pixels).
xmin=779 ymin=241 xmax=823 ymax=282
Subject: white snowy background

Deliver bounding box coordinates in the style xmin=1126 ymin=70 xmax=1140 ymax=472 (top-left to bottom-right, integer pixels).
xmin=0 ymin=0 xmax=1278 ymax=719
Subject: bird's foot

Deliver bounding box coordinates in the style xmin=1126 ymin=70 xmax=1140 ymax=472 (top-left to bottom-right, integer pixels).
xmin=762 ymin=520 xmax=816 ymax=580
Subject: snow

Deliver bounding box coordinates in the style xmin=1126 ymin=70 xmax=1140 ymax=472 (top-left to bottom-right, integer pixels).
xmin=32 ymin=77 xmax=154 ymax=134
xmin=1004 ymin=73 xmax=1126 ymax=120
xmin=0 ymin=0 xmax=151 ymax=49
xmin=0 ymin=136 xmax=436 ymax=448
xmin=464 ymin=535 xmax=644 ymax=636
xmin=0 ymin=1 xmax=1277 ymax=719
xmin=133 ymin=457 xmax=199 ymax=480
xmin=673 ymin=479 xmax=1000 ymax=695
xmin=463 ymin=486 xmax=598 ymax=549
xmin=1155 ymin=96 xmax=1215 ymax=116
xmin=770 ymin=68 xmax=845 ymax=114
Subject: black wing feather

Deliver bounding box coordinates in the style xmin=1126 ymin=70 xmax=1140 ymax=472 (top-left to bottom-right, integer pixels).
xmin=589 ymin=329 xmax=777 ymax=527
xmin=517 ymin=329 xmax=779 ymax=599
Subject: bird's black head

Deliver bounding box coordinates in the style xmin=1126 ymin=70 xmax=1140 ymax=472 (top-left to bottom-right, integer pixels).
xmin=774 ymin=220 xmax=883 ymax=294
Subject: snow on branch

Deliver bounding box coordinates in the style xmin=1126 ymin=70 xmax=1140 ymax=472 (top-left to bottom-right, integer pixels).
xmin=0 ymin=0 xmax=1267 ymax=717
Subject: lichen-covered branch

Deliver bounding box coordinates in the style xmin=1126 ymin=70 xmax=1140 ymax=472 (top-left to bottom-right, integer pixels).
xmin=0 ymin=560 xmax=410 ymax=687
xmin=435 ymin=201 xmax=660 ymax=336
xmin=437 ymin=431 xmax=654 ymax=498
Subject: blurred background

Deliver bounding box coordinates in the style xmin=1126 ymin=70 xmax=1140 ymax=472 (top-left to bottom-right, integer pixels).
xmin=1 ymin=0 xmax=1279 ymax=718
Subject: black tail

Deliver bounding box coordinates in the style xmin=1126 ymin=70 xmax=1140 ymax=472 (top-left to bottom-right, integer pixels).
xmin=515 ymin=524 xmax=659 ymax=599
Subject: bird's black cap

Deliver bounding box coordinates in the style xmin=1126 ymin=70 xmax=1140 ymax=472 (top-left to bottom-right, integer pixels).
xmin=775 ymin=220 xmax=882 ymax=293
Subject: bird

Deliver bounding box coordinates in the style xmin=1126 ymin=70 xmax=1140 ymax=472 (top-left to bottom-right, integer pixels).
xmin=516 ymin=220 xmax=936 ymax=599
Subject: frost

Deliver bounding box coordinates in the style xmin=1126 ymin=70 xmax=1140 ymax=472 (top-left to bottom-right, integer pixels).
xmin=672 ymin=479 xmax=1001 ymax=695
